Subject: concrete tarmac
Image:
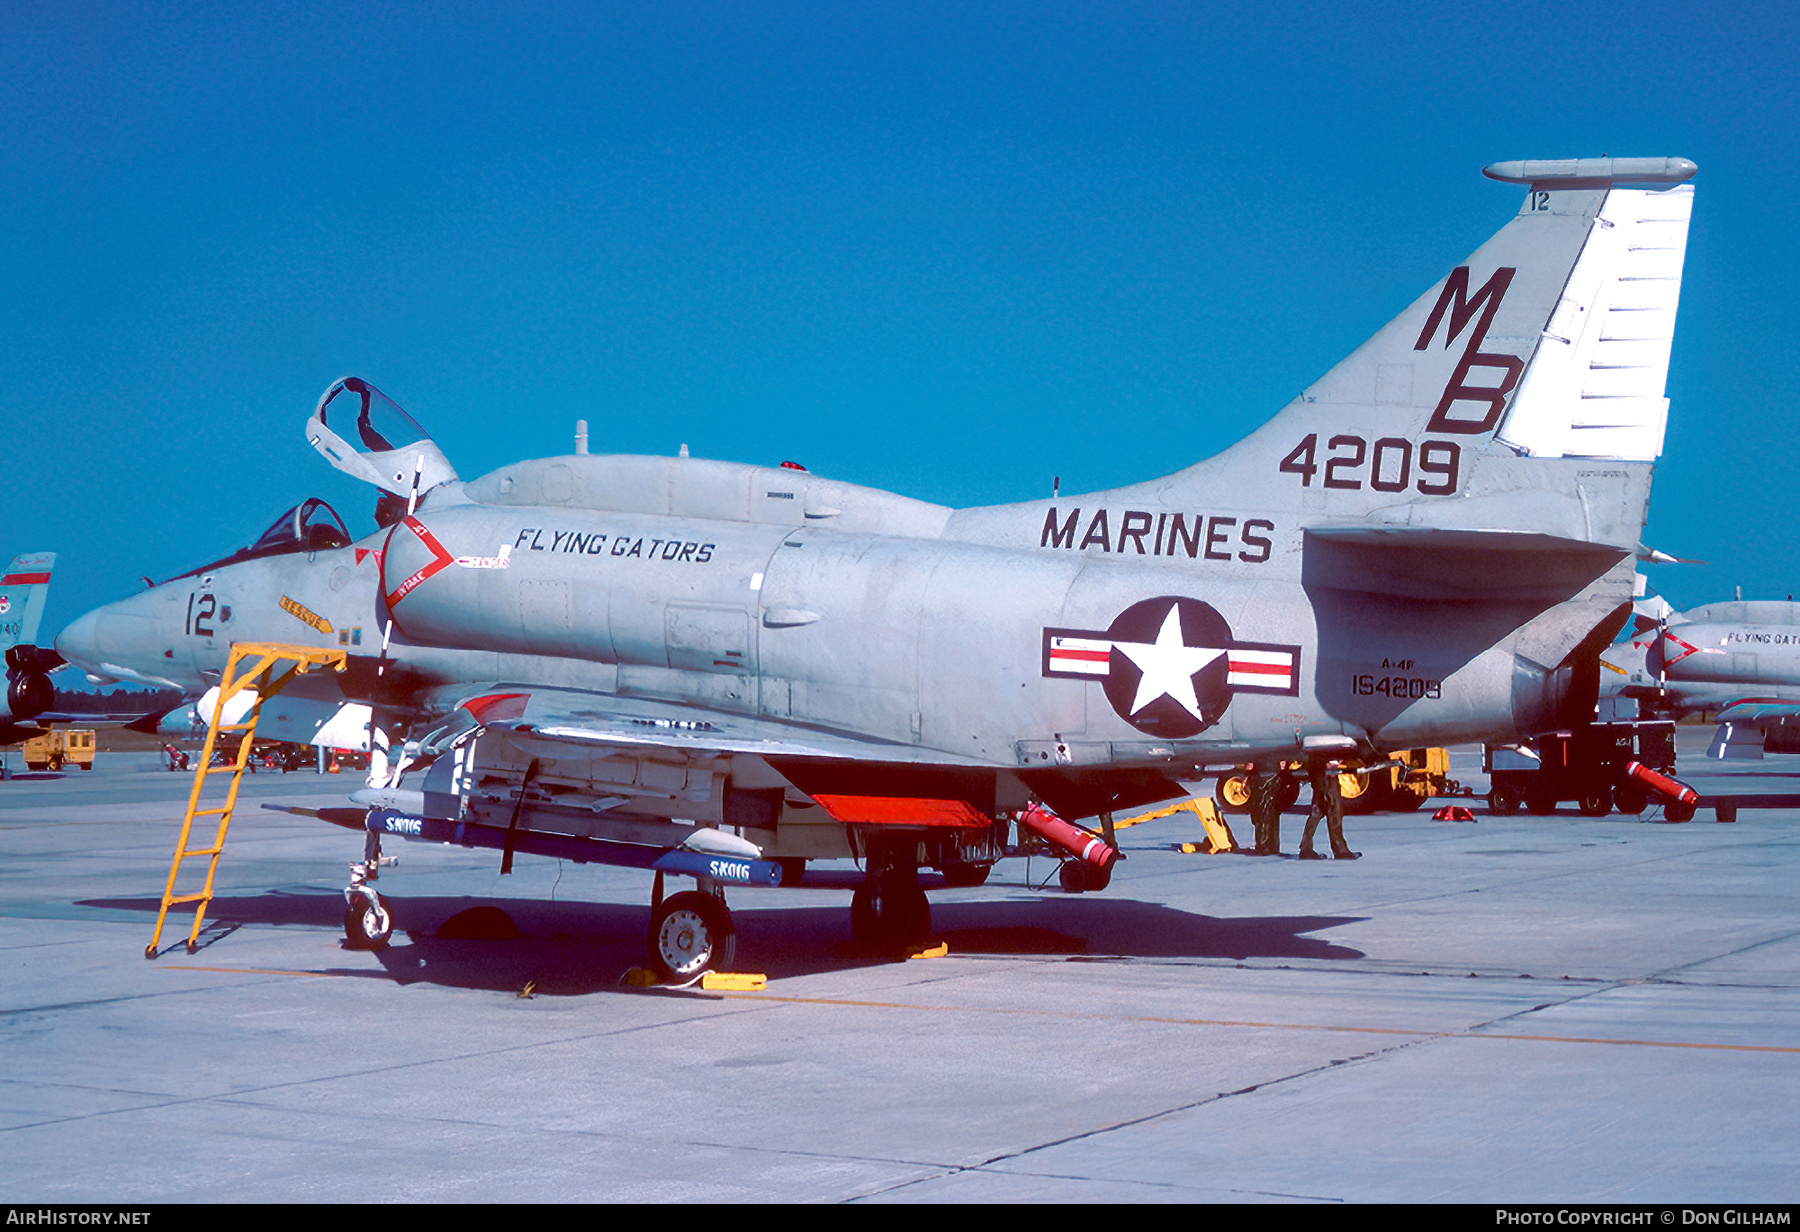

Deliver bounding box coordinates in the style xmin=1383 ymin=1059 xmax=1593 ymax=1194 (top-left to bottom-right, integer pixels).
xmin=1 ymin=732 xmax=1795 ymax=1203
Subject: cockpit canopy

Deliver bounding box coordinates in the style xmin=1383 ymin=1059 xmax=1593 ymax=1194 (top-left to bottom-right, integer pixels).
xmin=307 ymin=377 xmax=458 ymax=499
xmin=248 ymin=498 xmax=353 ymax=556
xmin=168 ymin=498 xmax=352 ymax=581
xmin=318 ymin=377 xmax=431 ymax=454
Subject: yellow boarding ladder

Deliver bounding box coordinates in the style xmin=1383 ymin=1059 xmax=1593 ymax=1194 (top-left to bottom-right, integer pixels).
xmin=146 ymin=642 xmax=348 ymax=958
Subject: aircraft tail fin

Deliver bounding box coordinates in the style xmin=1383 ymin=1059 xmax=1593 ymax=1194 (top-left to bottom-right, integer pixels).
xmin=1275 ymin=157 xmax=1696 ymax=464
xmin=0 ymin=552 xmax=56 ymax=649
xmin=1111 ymin=158 xmax=1697 ymax=553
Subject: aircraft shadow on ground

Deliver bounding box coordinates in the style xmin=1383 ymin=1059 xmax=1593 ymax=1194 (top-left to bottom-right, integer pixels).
xmin=79 ymin=883 xmax=1367 ymax=995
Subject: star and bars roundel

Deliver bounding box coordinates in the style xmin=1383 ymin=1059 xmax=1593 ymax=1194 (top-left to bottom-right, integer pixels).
xmin=1042 ymin=596 xmax=1301 ymax=738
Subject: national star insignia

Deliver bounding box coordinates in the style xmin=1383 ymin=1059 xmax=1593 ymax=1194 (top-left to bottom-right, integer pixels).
xmin=1041 ymin=594 xmax=1302 ymax=739
xmin=1113 ymin=605 xmax=1224 ymax=719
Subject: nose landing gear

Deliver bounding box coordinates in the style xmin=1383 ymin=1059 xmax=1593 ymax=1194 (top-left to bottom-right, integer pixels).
xmin=648 ymin=889 xmax=738 ymax=983
xmin=343 ymin=830 xmax=395 ymax=950
xmin=344 ymin=886 xmax=393 ymax=950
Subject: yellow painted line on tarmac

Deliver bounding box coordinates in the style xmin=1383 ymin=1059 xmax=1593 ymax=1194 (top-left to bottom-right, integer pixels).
xmin=715 ymin=992 xmax=1800 ymax=1055
xmin=1459 ymin=1030 xmax=1800 ymax=1054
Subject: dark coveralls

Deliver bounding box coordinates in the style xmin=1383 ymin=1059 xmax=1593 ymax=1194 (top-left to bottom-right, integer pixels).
xmin=1300 ymin=762 xmax=1358 ymax=859
xmin=1248 ymin=768 xmax=1286 ymax=856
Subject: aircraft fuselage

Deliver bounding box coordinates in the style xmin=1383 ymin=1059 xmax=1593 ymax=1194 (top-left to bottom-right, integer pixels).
xmin=63 ymin=450 xmax=1626 ymax=798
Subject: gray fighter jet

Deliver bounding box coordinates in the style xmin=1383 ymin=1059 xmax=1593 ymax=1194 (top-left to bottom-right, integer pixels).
xmin=1605 ymin=593 xmax=1800 ymax=758
xmin=56 ymin=157 xmax=1698 ymax=978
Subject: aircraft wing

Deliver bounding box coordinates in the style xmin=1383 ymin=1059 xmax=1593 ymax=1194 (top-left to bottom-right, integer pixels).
xmin=423 ymin=685 xmax=1193 ymax=820
xmin=1713 ymin=699 xmax=1800 ymax=724
xmin=1707 ymin=698 xmax=1800 ymax=759
xmin=439 ymin=685 xmax=994 ymax=766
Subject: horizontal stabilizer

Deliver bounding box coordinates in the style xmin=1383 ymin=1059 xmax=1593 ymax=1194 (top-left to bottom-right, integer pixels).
xmin=1307 ymin=526 xmax=1629 ymax=555
xmin=1304 ymin=525 xmax=1628 ymax=600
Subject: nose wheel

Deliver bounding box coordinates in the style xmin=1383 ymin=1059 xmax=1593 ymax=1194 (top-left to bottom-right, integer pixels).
xmin=344 ymin=887 xmax=393 ymax=950
xmin=647 ymin=891 xmax=737 ymax=982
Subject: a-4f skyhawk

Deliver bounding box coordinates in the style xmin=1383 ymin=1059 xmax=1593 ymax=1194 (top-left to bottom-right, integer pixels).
xmin=57 ymin=157 xmax=1698 ymax=979
xmin=1605 ymin=588 xmax=1800 ymax=759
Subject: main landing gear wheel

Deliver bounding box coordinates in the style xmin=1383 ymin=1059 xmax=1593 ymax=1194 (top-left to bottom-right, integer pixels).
xmin=1217 ymin=773 xmax=1300 ymax=815
xmin=1214 ymin=773 xmax=1252 ymax=815
xmin=1339 ymin=771 xmax=1387 ymax=815
xmin=344 ymin=888 xmax=393 ymax=950
xmin=647 ymin=891 xmax=736 ymax=982
xmin=850 ymin=874 xmax=931 ymax=953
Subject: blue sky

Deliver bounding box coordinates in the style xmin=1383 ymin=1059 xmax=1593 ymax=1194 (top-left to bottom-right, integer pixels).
xmin=7 ymin=1 xmax=1797 ymax=642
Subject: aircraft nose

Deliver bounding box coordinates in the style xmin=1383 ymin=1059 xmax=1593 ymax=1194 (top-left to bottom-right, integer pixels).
xmin=54 ymin=597 xmax=180 ymax=688
xmin=54 ymin=607 xmax=103 ymax=674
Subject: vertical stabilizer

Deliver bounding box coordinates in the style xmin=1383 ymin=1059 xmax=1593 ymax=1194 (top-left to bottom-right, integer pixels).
xmin=0 ymin=552 xmax=56 ymax=649
xmin=1039 ymin=157 xmax=1700 ymax=550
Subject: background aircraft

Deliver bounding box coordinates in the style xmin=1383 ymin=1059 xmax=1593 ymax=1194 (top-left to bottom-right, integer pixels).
xmin=1604 ymin=591 xmax=1800 ymax=757
xmin=2 ymin=552 xmax=62 ymax=745
xmin=56 ymin=157 xmax=1697 ymax=978
xmin=0 ymin=552 xmax=55 ymax=649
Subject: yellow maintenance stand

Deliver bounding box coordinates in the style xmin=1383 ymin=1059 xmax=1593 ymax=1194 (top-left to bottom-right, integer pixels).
xmin=1120 ymin=796 xmax=1239 ymax=854
xmin=145 ymin=642 xmax=347 ymax=958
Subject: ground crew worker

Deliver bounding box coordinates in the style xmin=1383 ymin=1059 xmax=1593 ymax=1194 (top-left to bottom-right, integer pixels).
xmin=1248 ymin=766 xmax=1286 ymax=856
xmin=1300 ymin=761 xmax=1361 ymax=860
